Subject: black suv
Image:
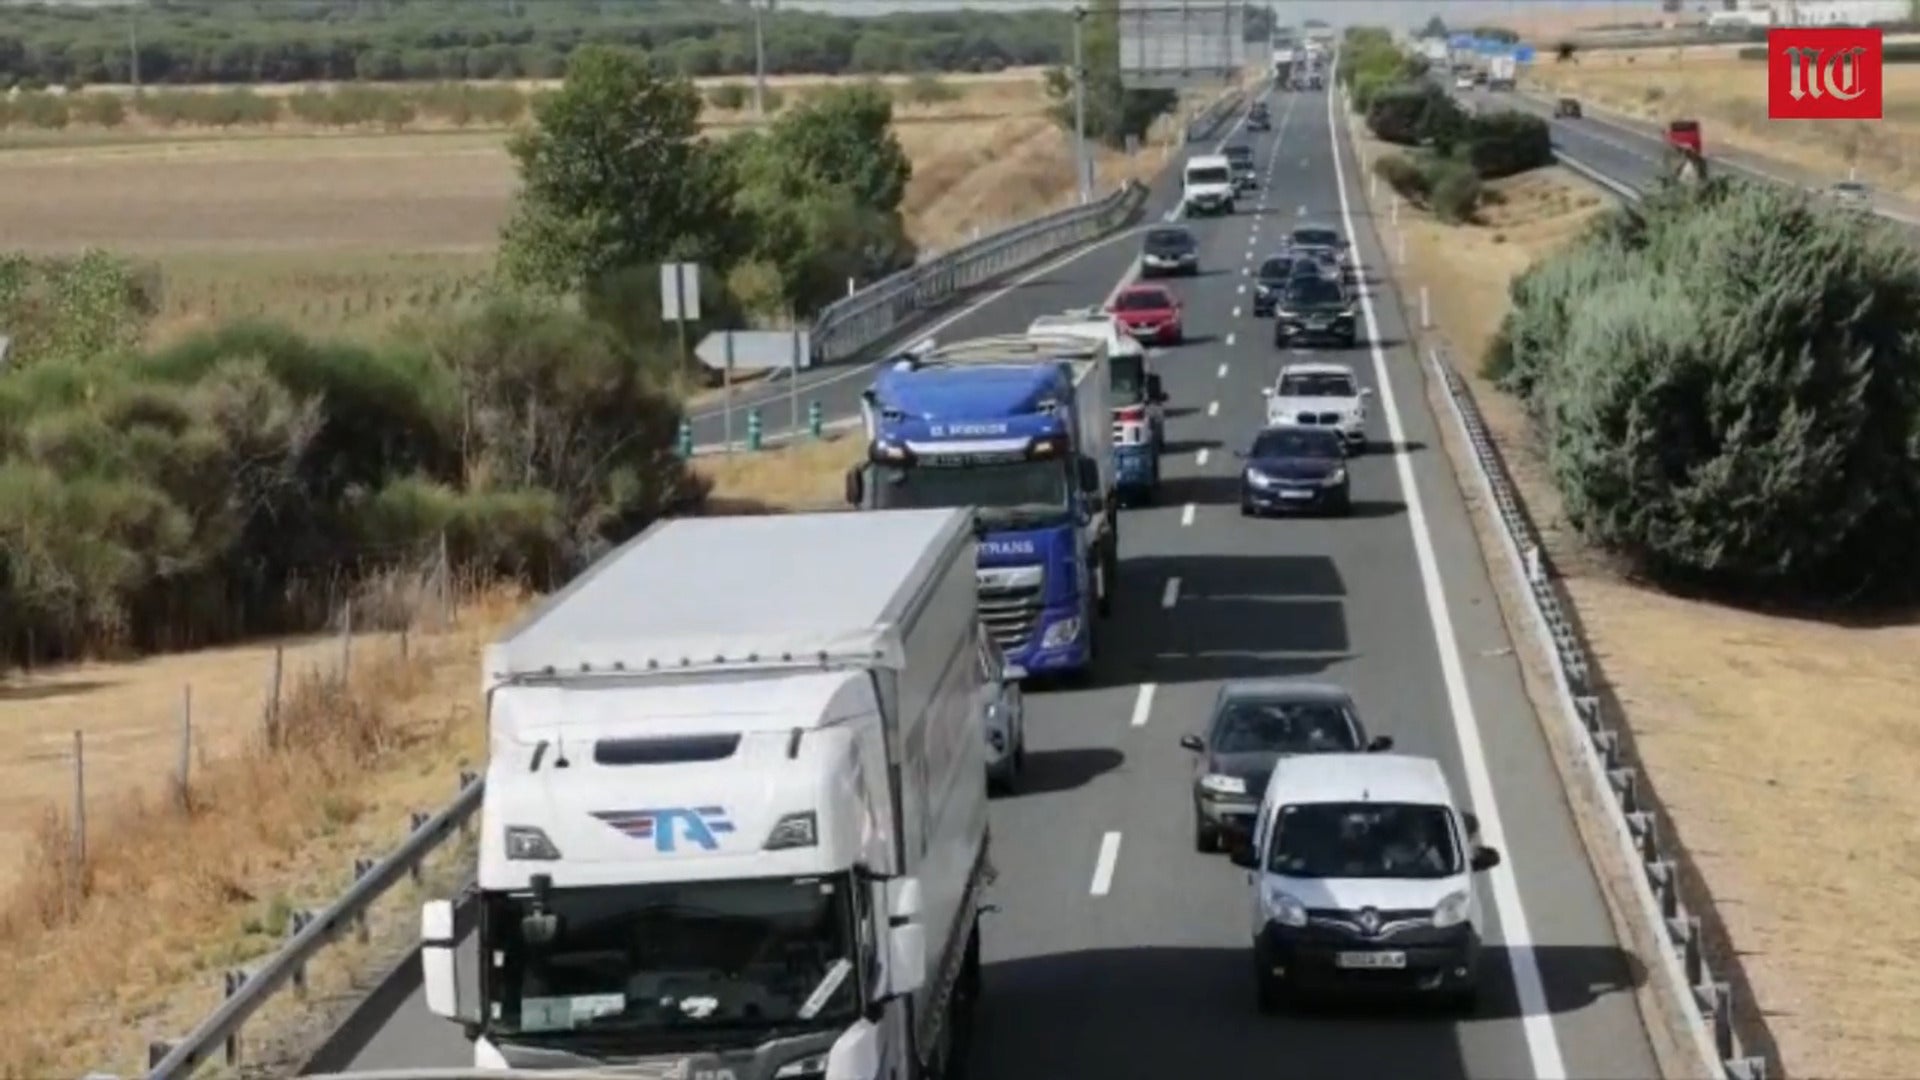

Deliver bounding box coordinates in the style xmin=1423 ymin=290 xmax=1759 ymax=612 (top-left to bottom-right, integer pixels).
xmin=1140 ymin=226 xmax=1199 ymax=278
xmin=1273 ymin=276 xmax=1356 ymax=349
xmin=1251 ymin=254 xmax=1316 ymax=316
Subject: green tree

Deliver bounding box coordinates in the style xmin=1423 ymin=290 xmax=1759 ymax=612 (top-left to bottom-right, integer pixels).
xmin=764 ymin=83 xmax=913 ymax=215
xmin=1419 ymin=16 xmax=1449 ymax=38
xmin=497 ymin=46 xmax=734 ymax=294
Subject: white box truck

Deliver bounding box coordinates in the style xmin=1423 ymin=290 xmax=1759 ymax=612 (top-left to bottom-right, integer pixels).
xmin=1488 ymin=54 xmax=1517 ymax=91
xmin=418 ymin=508 xmax=992 ymax=1079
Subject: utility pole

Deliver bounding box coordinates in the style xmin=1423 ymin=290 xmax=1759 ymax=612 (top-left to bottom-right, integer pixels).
xmin=1072 ymin=4 xmax=1090 ymax=204
xmin=128 ymin=3 xmax=141 ymax=90
xmin=754 ymin=0 xmax=771 ymax=119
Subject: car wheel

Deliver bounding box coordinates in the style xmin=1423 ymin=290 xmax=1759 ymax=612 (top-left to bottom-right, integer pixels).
xmin=1239 ymin=499 xmax=1255 ymax=517
xmin=1341 ymin=332 xmax=1357 ymax=349
xmin=1255 ymin=968 xmax=1284 ymax=1015
xmin=1195 ymin=813 xmax=1219 ymax=852
xmin=1331 ymin=490 xmax=1352 ymax=516
xmin=1444 ymin=982 xmax=1480 ymax=1016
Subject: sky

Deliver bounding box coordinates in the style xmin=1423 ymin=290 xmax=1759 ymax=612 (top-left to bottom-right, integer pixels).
xmin=771 ymin=0 xmax=1671 ymax=30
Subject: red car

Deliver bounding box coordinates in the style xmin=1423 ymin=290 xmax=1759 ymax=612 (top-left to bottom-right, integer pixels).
xmin=1107 ymin=283 xmax=1184 ymax=345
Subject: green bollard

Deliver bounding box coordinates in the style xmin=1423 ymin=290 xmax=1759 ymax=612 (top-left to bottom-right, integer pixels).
xmin=677 ymin=418 xmax=693 ymax=457
xmin=747 ymin=408 xmax=763 ymax=451
xmin=808 ymin=400 xmax=824 ymax=439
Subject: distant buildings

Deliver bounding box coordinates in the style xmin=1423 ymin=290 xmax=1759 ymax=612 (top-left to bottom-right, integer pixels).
xmin=1763 ymin=0 xmax=1911 ymax=25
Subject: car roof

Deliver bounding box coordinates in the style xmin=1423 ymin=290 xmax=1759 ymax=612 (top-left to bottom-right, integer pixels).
xmin=1278 ymin=360 xmax=1357 ymax=378
xmin=1119 ymin=282 xmax=1174 ymax=299
xmin=1291 ymin=223 xmax=1341 ymax=236
xmin=1215 ymin=679 xmax=1354 ymax=705
xmin=1146 ymin=226 xmax=1193 ymax=240
xmin=1265 ymin=753 xmax=1454 ymax=808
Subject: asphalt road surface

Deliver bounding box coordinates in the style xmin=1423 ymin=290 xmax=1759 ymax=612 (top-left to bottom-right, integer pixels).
xmin=310 ymin=84 xmax=1662 ymax=1079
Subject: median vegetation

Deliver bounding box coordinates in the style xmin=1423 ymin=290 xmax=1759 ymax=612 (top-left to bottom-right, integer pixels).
xmin=1341 ymin=27 xmax=1552 ymax=223
xmin=1486 ymin=178 xmax=1920 ymax=604
xmin=0 ymin=45 xmax=924 ymax=669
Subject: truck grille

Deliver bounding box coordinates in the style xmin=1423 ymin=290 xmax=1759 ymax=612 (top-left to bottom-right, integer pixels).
xmin=979 ymin=581 xmax=1042 ymax=651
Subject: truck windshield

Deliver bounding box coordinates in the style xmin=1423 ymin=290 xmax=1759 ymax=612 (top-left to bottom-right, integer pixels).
xmin=1110 ymin=354 xmax=1144 ymax=400
xmin=1187 ymin=166 xmax=1230 ymax=185
xmin=481 ymin=876 xmax=860 ymax=1043
xmin=1266 ymin=801 xmax=1462 ymax=880
xmin=871 ymin=457 xmax=1071 ymax=523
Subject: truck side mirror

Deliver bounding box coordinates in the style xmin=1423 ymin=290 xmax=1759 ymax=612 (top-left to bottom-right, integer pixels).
xmin=843 ymin=466 xmax=865 ymax=508
xmin=420 ymin=899 xmax=462 ymax=1022
xmin=1076 ymin=455 xmax=1100 ymax=494
xmin=885 ymin=875 xmax=927 ymax=996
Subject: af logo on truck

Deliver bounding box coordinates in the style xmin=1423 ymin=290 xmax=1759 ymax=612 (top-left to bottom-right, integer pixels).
xmin=1768 ymin=27 xmax=1882 ymax=120
xmin=593 ymin=807 xmax=736 ymax=852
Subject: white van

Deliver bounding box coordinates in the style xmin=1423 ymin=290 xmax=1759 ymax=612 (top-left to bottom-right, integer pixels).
xmin=1182 ymin=154 xmax=1236 ymax=216
xmin=1231 ymin=753 xmax=1502 ymax=1013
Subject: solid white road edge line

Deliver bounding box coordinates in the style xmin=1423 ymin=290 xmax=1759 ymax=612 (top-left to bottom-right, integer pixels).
xmin=1089 ymin=831 xmax=1122 ymax=896
xmin=1128 ymin=683 xmax=1157 ymax=728
xmin=1326 ymin=71 xmax=1570 ymax=1080
xmin=1180 ymin=503 xmax=1196 ymax=527
xmin=1160 ymin=577 xmax=1181 ymax=609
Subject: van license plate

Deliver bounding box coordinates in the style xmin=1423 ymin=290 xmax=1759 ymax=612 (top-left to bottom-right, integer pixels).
xmin=1335 ymin=951 xmax=1406 ymax=970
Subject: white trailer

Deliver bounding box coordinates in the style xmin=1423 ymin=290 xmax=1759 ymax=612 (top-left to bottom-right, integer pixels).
xmin=422 ymin=509 xmax=991 ymax=1079
xmin=1488 ymin=54 xmax=1517 ymax=90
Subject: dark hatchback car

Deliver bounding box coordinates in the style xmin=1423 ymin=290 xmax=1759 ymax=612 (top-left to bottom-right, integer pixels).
xmin=1180 ymin=680 xmax=1391 ymax=851
xmin=1248 ymin=103 xmax=1271 ymax=131
xmin=1274 ymin=275 xmax=1356 ymax=349
xmin=1251 ymin=254 xmax=1318 ymax=316
xmin=1140 ymin=226 xmax=1199 ymax=277
xmin=1237 ymin=426 xmax=1350 ymax=516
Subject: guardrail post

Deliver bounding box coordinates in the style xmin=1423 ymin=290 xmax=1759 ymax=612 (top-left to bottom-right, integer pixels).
xmin=409 ymin=811 xmax=431 ymax=881
xmin=677 ymin=419 xmax=693 ymax=457
xmin=808 ymin=400 xmax=823 ymax=438
xmin=1419 ymin=285 xmax=1430 ymax=329
xmin=222 ymin=968 xmax=247 ymax=1064
xmin=288 ymin=908 xmax=314 ymax=994
xmin=458 ymin=770 xmax=479 ymax=838
xmin=1710 ymin=981 xmax=1735 ymax=1060
xmin=746 ymin=409 xmax=763 ymax=451
xmin=147 ymin=1041 xmax=174 ymax=1068
xmin=352 ymin=857 xmax=376 ymax=942
xmin=1683 ymin=915 xmax=1704 ymax=987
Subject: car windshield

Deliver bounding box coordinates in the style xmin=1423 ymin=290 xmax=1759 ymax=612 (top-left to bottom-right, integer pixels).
xmin=1258 ymin=257 xmax=1293 ymax=279
xmin=481 ymin=876 xmax=861 ymax=1041
xmin=1250 ymin=428 xmax=1342 ymax=459
xmin=1286 ymin=278 xmax=1344 ymax=306
xmin=1211 ymin=697 xmax=1359 ymax=754
xmin=1278 ymin=372 xmax=1356 ymax=397
xmin=1110 ymin=352 xmax=1144 ymax=400
xmin=1145 ymin=229 xmax=1192 ymax=251
xmin=1188 ymin=166 xmax=1230 ymax=185
xmin=1292 ymin=228 xmax=1340 ymax=247
xmin=871 ymin=455 xmax=1071 ymax=524
xmin=1267 ymin=802 xmax=1463 ymax=879
xmin=1115 ymin=289 xmax=1170 ymax=312
xmin=1225 ymin=145 xmax=1251 ymax=159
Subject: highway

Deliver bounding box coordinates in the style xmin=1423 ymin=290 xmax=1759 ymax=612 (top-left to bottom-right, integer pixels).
xmin=310 ymin=83 xmax=1661 ymax=1079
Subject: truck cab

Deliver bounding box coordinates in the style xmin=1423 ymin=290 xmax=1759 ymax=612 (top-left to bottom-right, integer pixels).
xmin=1183 ymin=154 xmax=1236 ymax=217
xmin=1665 ymin=118 xmax=1702 ymax=156
xmin=1027 ymin=308 xmax=1167 ymax=506
xmin=847 ymin=336 xmax=1118 ymax=682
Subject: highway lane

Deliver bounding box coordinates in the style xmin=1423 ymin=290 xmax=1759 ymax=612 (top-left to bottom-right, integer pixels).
xmin=309 ymin=83 xmax=1662 ymax=1079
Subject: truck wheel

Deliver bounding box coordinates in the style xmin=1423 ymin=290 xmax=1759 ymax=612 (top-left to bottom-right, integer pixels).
xmin=1098 ymin=541 xmax=1117 ymax=619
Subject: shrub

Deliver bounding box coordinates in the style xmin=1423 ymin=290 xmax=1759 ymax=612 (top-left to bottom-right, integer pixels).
xmin=1463 ymin=110 xmax=1553 ymax=180
xmin=1428 ymin=159 xmax=1483 ymax=223
xmin=1366 ymin=82 xmax=1462 ymax=148
xmin=70 ymin=93 xmax=125 ymax=127
xmin=1373 ymin=152 xmax=1431 ymax=202
xmin=707 ymin=82 xmax=749 ymax=110
xmin=1497 ymin=179 xmax=1920 ymax=601
xmin=901 ymin=73 xmax=960 ymax=105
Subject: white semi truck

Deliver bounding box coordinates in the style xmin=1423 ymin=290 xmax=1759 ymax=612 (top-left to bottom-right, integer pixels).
xmin=418 ymin=508 xmax=992 ymax=1079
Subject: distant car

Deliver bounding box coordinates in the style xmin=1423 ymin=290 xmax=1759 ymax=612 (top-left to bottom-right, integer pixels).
xmin=1224 ymin=143 xmax=1258 ymax=190
xmin=1665 ymin=118 xmax=1703 ymax=156
xmin=1107 ymin=283 xmax=1184 ymax=345
xmin=1140 ymin=226 xmax=1199 ymax=277
xmin=1248 ymin=103 xmax=1272 ymax=131
xmin=1273 ymin=275 xmax=1357 ymax=349
xmin=1830 ymin=180 xmax=1872 ymax=211
xmin=1180 ymin=680 xmax=1391 ymax=852
xmin=1251 ymin=254 xmax=1313 ymax=316
xmin=1287 ymin=224 xmax=1350 ymax=265
xmin=1472 ymin=70 xmax=1489 ymax=86
xmin=1454 ymin=74 xmax=1474 ymax=91
xmin=1236 ymin=425 xmax=1351 ymax=516
xmin=1263 ymin=360 xmax=1371 ymax=454
xmin=1554 ymin=96 xmax=1582 ymax=118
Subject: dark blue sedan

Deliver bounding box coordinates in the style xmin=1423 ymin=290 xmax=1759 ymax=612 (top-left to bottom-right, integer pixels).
xmin=1237 ymin=426 xmax=1350 ymax=516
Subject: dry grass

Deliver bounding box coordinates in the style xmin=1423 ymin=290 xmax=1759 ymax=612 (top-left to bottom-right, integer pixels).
xmin=1527 ymin=48 xmax=1920 ymax=198
xmin=1492 ymin=3 xmax=1678 ymax=40
xmin=694 ymin=434 xmax=866 ymax=514
xmin=1350 ymin=126 xmax=1920 ymax=1080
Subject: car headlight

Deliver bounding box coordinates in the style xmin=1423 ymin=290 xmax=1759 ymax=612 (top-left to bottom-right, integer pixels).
xmin=1199 ymin=772 xmax=1247 ymax=795
xmin=1263 ymin=886 xmax=1308 ymax=927
xmin=775 ymin=1052 xmax=829 ymax=1079
xmin=1040 ymin=617 xmax=1082 ymax=648
xmin=1244 ymin=469 xmax=1274 ymax=488
xmin=1323 ymin=467 xmax=1346 ymax=486
xmin=1432 ymin=889 xmax=1472 ymax=929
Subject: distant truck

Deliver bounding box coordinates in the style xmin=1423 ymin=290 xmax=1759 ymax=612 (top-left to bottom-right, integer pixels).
xmin=419 ymin=508 xmax=992 ymax=1079
xmin=1487 ymin=54 xmax=1516 ymax=91
xmin=1272 ymin=45 xmax=1296 ymax=85
xmin=1028 ymin=308 xmax=1167 ymax=506
xmin=1664 ymin=119 xmax=1707 ymax=183
xmin=848 ymin=334 xmax=1118 ymax=681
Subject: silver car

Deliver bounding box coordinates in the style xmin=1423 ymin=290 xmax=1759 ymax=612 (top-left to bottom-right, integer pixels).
xmin=975 ymin=626 xmax=1027 ymax=793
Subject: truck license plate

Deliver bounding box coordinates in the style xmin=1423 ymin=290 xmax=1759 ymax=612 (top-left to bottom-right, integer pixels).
xmin=1335 ymin=951 xmax=1406 ymax=970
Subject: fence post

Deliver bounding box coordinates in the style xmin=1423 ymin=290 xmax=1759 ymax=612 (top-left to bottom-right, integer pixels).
xmin=1419 ymin=286 xmax=1430 ymax=329
xmin=265 ymin=645 xmax=284 ymax=747
xmin=339 ymin=600 xmax=353 ymax=686
xmin=72 ymin=729 xmax=86 ymax=913
xmin=176 ymin=685 xmax=193 ymax=810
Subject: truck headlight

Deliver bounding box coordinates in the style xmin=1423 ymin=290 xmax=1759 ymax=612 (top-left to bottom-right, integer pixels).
xmin=775 ymin=1052 xmax=829 ymax=1079
xmin=1432 ymin=889 xmax=1471 ymax=929
xmin=1040 ymin=617 xmax=1082 ymax=648
xmin=504 ymin=825 xmax=561 ymax=861
xmin=1263 ymin=886 xmax=1308 ymax=927
xmin=1200 ymin=773 xmax=1246 ymax=795
xmin=1322 ymin=467 xmax=1346 ymax=487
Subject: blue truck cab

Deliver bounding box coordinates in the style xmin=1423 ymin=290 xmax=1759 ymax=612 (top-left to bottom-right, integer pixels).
xmin=1027 ymin=309 xmax=1168 ymax=506
xmin=844 ymin=335 xmax=1118 ymax=680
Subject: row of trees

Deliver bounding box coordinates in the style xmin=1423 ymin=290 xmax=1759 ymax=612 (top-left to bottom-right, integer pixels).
xmin=0 ymin=43 xmax=928 ymax=665
xmin=0 ymin=0 xmax=1077 ymax=88
xmin=1487 ymin=179 xmax=1920 ymax=605
xmin=1339 ymin=28 xmax=1553 ymax=223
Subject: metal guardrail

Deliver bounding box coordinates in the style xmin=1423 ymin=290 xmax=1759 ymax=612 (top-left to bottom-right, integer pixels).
xmin=1423 ymin=343 xmax=1770 ymax=1080
xmin=806 ymin=178 xmax=1150 ymax=366
xmin=1182 ymin=84 xmax=1245 ymax=144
